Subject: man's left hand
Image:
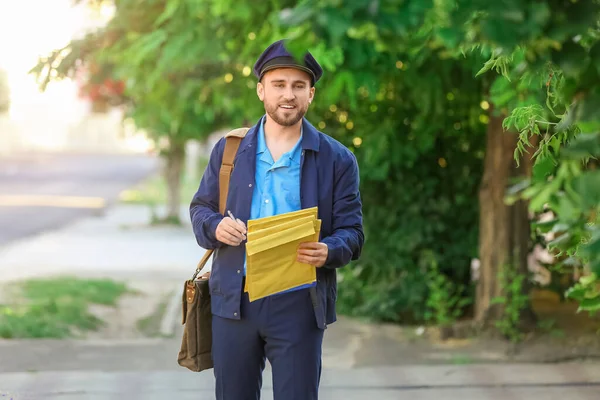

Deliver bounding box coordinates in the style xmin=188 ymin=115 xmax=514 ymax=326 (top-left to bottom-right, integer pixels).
xmin=297 ymin=242 xmax=328 ymax=268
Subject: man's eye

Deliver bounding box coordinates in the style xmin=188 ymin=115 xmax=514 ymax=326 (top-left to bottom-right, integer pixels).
xmin=295 ymin=85 xmax=305 ymax=89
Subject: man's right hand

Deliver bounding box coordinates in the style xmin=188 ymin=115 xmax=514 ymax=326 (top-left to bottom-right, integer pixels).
xmin=215 ymin=216 xmax=247 ymax=246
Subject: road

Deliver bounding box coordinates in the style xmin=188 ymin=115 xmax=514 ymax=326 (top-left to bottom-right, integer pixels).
xmin=0 ymin=152 xmax=158 ymax=246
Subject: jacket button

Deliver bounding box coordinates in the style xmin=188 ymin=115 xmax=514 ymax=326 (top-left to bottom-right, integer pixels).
xmin=237 ymin=270 xmax=241 ymax=274
xmin=249 ymin=184 xmax=252 ymax=187
xmin=234 ymin=312 xmax=238 ymax=317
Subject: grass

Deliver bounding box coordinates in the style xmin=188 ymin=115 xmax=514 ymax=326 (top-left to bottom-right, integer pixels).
xmin=0 ymin=277 xmax=129 ymax=339
xmin=119 ymin=158 xmax=207 ymax=207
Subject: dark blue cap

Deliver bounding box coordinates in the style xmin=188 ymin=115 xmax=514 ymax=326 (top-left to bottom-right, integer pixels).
xmin=253 ymin=40 xmax=323 ymax=85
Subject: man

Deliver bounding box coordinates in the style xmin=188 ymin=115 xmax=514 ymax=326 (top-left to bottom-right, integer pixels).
xmin=190 ymin=39 xmax=364 ymax=400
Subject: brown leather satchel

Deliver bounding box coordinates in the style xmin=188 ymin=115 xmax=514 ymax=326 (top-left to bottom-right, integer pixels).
xmin=177 ymin=127 xmax=249 ymax=372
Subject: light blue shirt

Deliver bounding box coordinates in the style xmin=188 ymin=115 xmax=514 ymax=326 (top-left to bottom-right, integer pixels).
xmin=250 ymin=118 xmax=302 ymax=218
xmin=244 ymin=117 xmax=316 ymax=292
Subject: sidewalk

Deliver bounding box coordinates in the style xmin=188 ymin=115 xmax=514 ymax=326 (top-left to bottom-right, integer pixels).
xmin=0 ymin=204 xmax=203 ymax=283
xmin=1 ymin=362 xmax=599 ymax=399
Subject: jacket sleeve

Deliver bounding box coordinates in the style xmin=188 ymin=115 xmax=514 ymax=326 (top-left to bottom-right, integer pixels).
xmin=190 ymin=138 xmax=226 ymax=250
xmin=321 ymin=151 xmax=364 ymax=269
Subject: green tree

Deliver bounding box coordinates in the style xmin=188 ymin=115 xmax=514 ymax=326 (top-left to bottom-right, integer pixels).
xmin=432 ymin=0 xmax=600 ymax=315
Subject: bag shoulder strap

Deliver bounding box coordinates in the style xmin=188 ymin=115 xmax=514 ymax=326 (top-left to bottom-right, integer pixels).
xmin=219 ymin=128 xmax=249 ymax=215
xmin=193 ymin=127 xmax=250 ymax=278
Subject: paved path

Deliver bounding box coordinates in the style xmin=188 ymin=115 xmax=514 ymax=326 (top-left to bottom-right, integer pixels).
xmin=1 ymin=363 xmax=599 ymax=399
xmin=0 ymin=152 xmax=157 ymax=246
xmin=0 ymin=204 xmax=200 ymax=283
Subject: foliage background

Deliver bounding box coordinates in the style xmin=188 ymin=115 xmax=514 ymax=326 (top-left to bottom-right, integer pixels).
xmin=32 ymin=0 xmax=600 ymax=327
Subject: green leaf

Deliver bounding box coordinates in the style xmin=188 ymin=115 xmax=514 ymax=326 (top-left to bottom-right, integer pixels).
xmin=581 ymin=237 xmax=600 ymax=259
xmin=562 ymin=132 xmax=600 ymax=159
xmin=557 ymin=193 xmax=580 ymax=221
xmin=550 ymin=223 xmax=570 ymax=234
xmin=437 ymin=27 xmax=461 ymax=49
xmin=565 ymin=285 xmax=587 ymax=301
xmin=576 ymin=89 xmax=600 ymax=126
xmin=579 ymin=273 xmax=598 ymax=287
xmin=532 ymin=156 xmax=556 ymax=182
xmin=573 ymin=170 xmax=600 ymax=209
xmin=548 ymin=232 xmax=572 ymax=248
xmin=578 ymin=297 xmax=600 ymax=313
xmin=528 ymin=184 xmax=555 ymax=212
xmin=155 ymin=0 xmax=180 ymax=27
xmin=532 ymin=218 xmax=559 ymax=234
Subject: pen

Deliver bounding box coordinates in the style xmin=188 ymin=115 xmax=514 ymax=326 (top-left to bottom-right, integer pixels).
xmin=227 ymin=210 xmax=247 ymax=235
xmin=227 ymin=210 xmax=237 ymax=221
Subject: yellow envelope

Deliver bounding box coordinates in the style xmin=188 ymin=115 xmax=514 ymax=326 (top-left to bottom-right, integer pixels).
xmin=246 ymin=220 xmax=321 ymax=301
xmin=244 ymin=219 xmax=319 ymax=294
xmin=244 ymin=207 xmax=319 ymax=294
xmin=247 ymin=207 xmax=318 ymax=232
xmin=244 ymin=208 xmax=321 ymax=301
xmin=246 ymin=215 xmax=317 ymax=242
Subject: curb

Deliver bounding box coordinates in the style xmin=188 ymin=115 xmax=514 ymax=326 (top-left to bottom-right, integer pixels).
xmin=159 ymin=282 xmax=182 ymax=337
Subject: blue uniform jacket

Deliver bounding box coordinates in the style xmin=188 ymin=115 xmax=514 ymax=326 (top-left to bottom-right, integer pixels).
xmin=190 ymin=117 xmax=364 ymax=328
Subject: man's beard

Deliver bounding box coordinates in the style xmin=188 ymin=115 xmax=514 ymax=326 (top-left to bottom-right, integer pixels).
xmin=264 ymin=101 xmax=308 ymax=127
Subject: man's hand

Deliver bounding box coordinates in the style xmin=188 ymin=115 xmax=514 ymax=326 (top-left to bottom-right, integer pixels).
xmin=215 ymin=216 xmax=247 ymax=246
xmin=297 ymin=242 xmax=328 ymax=268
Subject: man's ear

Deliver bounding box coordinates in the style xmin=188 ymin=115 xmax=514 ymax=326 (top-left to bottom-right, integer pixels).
xmin=308 ymin=86 xmax=315 ymax=104
xmin=257 ymin=82 xmax=265 ymax=101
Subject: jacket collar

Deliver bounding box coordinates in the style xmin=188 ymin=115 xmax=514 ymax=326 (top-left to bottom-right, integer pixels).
xmin=301 ymin=118 xmax=320 ymax=152
xmin=237 ymin=116 xmax=320 ymax=158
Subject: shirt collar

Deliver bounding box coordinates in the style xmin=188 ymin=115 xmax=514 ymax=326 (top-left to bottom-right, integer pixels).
xmin=257 ymin=116 xmax=303 ymax=165
xmin=256 ymin=117 xmax=268 ymax=155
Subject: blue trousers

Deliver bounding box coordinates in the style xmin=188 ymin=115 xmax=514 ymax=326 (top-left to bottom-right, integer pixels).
xmin=212 ymin=287 xmax=325 ymax=400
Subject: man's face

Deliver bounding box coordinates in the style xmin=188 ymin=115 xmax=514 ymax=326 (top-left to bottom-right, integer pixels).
xmin=257 ymin=68 xmax=315 ymax=127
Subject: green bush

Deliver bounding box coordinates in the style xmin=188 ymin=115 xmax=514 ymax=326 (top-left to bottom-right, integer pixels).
xmin=310 ymin=57 xmax=487 ymax=323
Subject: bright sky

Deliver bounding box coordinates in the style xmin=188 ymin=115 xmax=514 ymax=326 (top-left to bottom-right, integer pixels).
xmin=0 ymin=0 xmax=113 ymax=149
xmin=0 ymin=1 xmax=86 ymax=110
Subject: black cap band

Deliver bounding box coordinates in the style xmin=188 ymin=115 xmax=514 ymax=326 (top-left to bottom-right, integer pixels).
xmin=259 ymin=56 xmax=316 ymax=83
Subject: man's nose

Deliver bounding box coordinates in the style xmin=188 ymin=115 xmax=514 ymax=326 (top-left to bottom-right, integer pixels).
xmin=282 ymin=87 xmax=295 ymax=100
